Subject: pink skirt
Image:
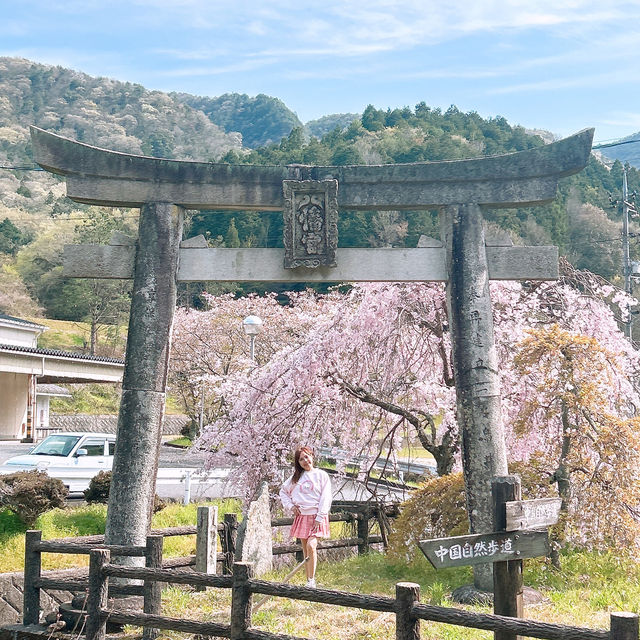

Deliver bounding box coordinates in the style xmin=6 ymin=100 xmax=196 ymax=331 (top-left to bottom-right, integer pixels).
xmin=290 ymin=514 xmax=330 ymax=539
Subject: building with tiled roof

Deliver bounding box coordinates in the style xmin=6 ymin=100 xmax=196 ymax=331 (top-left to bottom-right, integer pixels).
xmin=0 ymin=315 xmax=124 ymax=441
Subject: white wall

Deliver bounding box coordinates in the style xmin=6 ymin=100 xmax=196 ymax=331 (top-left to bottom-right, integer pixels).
xmin=0 ymin=372 xmax=28 ymax=439
xmin=0 ymin=323 xmax=40 ymax=348
xmin=35 ymin=395 xmax=50 ymax=429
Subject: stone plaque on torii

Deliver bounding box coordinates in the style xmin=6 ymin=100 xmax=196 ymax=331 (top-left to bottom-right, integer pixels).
xmin=30 ymin=126 xmax=594 ymax=585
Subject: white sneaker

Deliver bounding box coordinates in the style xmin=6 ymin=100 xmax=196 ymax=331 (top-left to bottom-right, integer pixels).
xmin=306 ymin=578 xmax=316 ymax=588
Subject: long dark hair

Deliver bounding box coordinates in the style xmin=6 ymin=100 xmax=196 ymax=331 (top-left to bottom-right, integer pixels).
xmin=292 ymin=446 xmax=314 ymax=484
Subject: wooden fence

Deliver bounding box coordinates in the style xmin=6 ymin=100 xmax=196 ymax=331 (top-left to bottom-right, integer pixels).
xmin=22 ymin=505 xmax=219 ymax=640
xmin=14 ymin=500 xmax=640 ymax=640
xmin=82 ymin=557 xmax=638 ymax=640
xmin=20 ymin=502 xmax=391 ymax=633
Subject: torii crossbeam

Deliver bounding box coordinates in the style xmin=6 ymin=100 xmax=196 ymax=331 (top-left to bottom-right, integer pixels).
xmin=31 ymin=126 xmax=594 ymax=590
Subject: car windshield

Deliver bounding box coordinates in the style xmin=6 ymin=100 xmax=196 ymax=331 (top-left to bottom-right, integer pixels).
xmin=31 ymin=435 xmax=81 ymax=457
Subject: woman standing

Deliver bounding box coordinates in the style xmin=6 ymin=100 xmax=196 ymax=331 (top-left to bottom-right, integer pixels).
xmin=279 ymin=446 xmax=332 ymax=588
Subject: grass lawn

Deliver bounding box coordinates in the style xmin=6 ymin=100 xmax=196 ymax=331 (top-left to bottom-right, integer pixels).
xmin=157 ymin=550 xmax=640 ymax=640
xmin=0 ymin=499 xmax=240 ymax=572
xmin=2 ymin=504 xmax=638 ymax=640
xmin=165 ymin=437 xmax=192 ymax=448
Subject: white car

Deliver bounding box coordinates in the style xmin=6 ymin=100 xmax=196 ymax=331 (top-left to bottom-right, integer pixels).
xmin=0 ymin=432 xmax=116 ymax=493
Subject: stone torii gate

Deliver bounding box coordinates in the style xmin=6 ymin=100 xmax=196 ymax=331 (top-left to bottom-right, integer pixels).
xmin=30 ymin=126 xmax=593 ymax=589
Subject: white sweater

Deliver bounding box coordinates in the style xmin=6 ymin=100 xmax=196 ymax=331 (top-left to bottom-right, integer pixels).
xmin=279 ymin=467 xmax=333 ymax=523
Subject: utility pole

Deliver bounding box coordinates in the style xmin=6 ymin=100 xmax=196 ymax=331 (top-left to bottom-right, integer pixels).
xmin=622 ymin=166 xmax=632 ymax=339
xmin=619 ymin=166 xmax=640 ymax=340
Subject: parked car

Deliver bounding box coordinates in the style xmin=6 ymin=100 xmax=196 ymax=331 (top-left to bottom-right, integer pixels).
xmin=0 ymin=432 xmax=116 ymax=493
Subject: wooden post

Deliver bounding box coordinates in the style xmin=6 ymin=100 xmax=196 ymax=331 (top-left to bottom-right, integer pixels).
xmin=611 ymin=613 xmax=640 ymax=640
xmin=143 ymin=535 xmax=164 ymax=640
xmin=230 ymin=562 xmax=253 ymax=640
xmin=86 ymin=549 xmax=110 ymax=640
xmin=395 ymin=582 xmax=420 ymax=640
xmin=492 ymin=475 xmax=523 ymax=640
xmin=357 ymin=510 xmax=370 ymax=555
xmin=196 ymin=505 xmax=218 ymax=589
xmin=223 ymin=513 xmax=238 ymax=574
xmin=23 ymin=530 xmax=42 ymax=625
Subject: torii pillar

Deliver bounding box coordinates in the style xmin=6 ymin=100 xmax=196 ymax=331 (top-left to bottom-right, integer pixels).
xmin=30 ymin=127 xmax=594 ymax=585
xmin=442 ymin=203 xmax=508 ymax=589
xmin=107 ymin=202 xmax=183 ymax=545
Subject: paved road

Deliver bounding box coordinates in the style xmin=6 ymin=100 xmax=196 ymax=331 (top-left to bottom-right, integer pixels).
xmin=0 ymin=442 xmax=408 ymax=503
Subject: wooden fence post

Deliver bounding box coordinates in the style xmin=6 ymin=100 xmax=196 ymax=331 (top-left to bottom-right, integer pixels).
xmin=357 ymin=510 xmax=370 ymax=555
xmin=86 ymin=549 xmax=110 ymax=640
xmin=223 ymin=513 xmax=238 ymax=574
xmin=230 ymin=562 xmax=253 ymax=640
xmin=143 ymin=535 xmax=164 ymax=640
xmin=395 ymin=582 xmax=420 ymax=640
xmin=23 ymin=529 xmax=42 ymax=625
xmin=492 ymin=475 xmax=523 ymax=640
xmin=196 ymin=505 xmax=218 ymax=584
xmin=611 ymin=612 xmax=639 ymax=640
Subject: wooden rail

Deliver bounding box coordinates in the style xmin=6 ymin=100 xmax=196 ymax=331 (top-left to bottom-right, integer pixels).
xmin=16 ymin=498 xmax=638 ymax=640
xmin=21 ymin=505 xmax=219 ymax=630
xmin=81 ymin=557 xmax=637 ymax=640
xmin=20 ymin=502 xmax=400 ymax=634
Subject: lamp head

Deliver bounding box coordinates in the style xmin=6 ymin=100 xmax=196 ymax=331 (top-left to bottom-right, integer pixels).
xmin=242 ymin=315 xmax=263 ymax=336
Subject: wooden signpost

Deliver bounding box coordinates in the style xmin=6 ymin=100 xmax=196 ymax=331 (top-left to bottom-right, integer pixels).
xmin=419 ymin=529 xmax=548 ymax=569
xmin=505 ymin=497 xmax=562 ymax=531
xmin=419 ymin=476 xmax=560 ymax=640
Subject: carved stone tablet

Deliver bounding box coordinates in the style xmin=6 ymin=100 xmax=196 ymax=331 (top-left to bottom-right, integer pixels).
xmin=283 ymin=179 xmax=338 ymax=268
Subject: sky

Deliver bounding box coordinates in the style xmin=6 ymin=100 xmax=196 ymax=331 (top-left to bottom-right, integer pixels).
xmin=3 ymin=0 xmax=640 ymax=145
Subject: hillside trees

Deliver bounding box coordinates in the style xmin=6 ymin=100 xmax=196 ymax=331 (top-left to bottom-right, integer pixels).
xmin=0 ymin=217 xmax=31 ymax=254
xmin=174 ymin=92 xmax=302 ymax=148
xmin=0 ymin=57 xmax=242 ymax=169
xmin=14 ymin=208 xmax=134 ymax=354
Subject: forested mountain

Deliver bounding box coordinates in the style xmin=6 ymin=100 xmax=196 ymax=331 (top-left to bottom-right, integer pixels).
xmin=0 ymin=57 xmax=242 ymax=163
xmin=305 ymin=113 xmax=361 ymax=138
xmin=173 ymin=92 xmax=301 ymax=149
xmin=1 ymin=56 xmax=639 ymax=341
xmin=204 ymin=104 xmax=640 ymax=287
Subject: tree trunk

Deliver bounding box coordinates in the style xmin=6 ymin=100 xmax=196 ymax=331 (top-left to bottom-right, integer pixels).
xmin=441 ymin=203 xmax=509 ymax=591
xmin=105 ymin=202 xmax=184 ymax=554
xmin=550 ymin=401 xmax=572 ymax=569
xmin=90 ymin=319 xmax=98 ymax=356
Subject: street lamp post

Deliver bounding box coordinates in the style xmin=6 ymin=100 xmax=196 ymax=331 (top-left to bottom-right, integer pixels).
xmin=243 ymin=315 xmax=263 ymax=362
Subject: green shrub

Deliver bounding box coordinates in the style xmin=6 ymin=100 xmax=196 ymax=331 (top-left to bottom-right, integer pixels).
xmin=387 ymin=472 xmax=468 ymax=563
xmin=387 ymin=462 xmax=557 ymax=563
xmin=0 ymin=471 xmax=68 ymax=525
xmin=83 ymin=471 xmax=168 ymax=513
xmin=83 ymin=470 xmax=112 ymax=504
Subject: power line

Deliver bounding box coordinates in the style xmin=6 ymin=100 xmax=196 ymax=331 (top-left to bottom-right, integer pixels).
xmin=0 ymin=165 xmax=43 ymax=171
xmin=593 ymin=139 xmax=640 ymax=150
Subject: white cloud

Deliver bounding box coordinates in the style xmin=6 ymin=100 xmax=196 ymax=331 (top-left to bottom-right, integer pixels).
xmin=488 ymin=69 xmax=630 ymax=95
xmin=601 ymin=112 xmax=640 ymax=129
xmin=157 ymin=58 xmax=279 ymax=78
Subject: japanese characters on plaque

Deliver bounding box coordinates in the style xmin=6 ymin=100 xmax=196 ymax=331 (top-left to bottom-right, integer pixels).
xmin=505 ymin=497 xmax=562 ymax=531
xmin=434 ymin=537 xmax=514 ymax=563
xmin=419 ymin=530 xmax=548 ymax=569
xmin=283 ymin=179 xmax=338 ymax=269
